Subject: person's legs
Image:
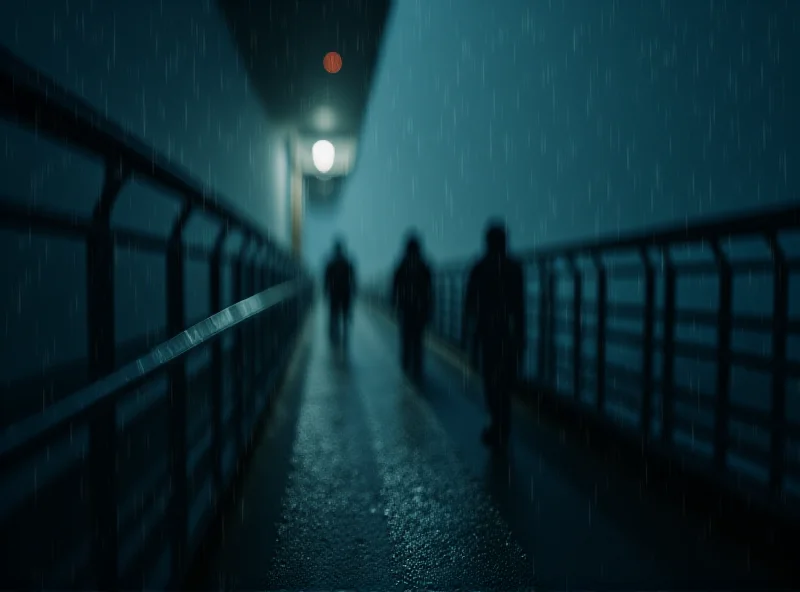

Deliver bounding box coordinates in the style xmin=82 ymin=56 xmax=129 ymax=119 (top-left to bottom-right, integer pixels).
xmin=330 ymin=303 xmax=344 ymax=345
xmin=400 ymin=320 xmax=411 ymax=372
xmin=341 ymin=305 xmax=350 ymax=345
xmin=482 ymin=340 xmax=516 ymax=449
xmin=496 ymin=384 xmax=512 ymax=447
xmin=481 ymin=354 xmax=500 ymax=443
xmin=329 ymin=305 xmax=338 ymax=343
xmin=410 ymin=322 xmax=423 ymax=379
xmin=495 ymin=350 xmax=518 ymax=447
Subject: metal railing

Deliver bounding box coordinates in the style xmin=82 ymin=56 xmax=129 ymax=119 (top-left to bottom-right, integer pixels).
xmin=0 ymin=47 xmax=312 ymax=588
xmin=370 ymin=203 xmax=800 ymax=515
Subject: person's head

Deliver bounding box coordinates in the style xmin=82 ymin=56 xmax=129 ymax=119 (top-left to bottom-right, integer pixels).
xmin=485 ymin=220 xmax=507 ymax=256
xmin=333 ymin=238 xmax=344 ymax=257
xmin=404 ymin=232 xmax=421 ymax=259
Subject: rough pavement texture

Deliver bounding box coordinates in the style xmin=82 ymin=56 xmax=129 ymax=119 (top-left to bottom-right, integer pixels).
xmin=204 ymin=304 xmax=776 ymax=590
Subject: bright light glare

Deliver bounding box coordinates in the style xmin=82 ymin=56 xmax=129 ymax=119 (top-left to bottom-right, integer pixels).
xmin=312 ymin=140 xmax=335 ymax=173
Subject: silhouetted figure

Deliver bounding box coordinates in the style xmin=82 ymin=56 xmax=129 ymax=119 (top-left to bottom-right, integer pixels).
xmin=323 ymin=239 xmax=356 ymax=345
xmin=463 ymin=222 xmax=526 ymax=451
xmin=392 ymin=233 xmax=433 ymax=380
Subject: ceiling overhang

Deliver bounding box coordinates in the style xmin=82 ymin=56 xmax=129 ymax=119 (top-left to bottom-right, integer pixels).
xmin=217 ymin=0 xmax=393 ymax=140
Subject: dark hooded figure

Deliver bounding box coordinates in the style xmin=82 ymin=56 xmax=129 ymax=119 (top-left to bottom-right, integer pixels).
xmin=323 ymin=239 xmax=356 ymax=345
xmin=392 ymin=233 xmax=433 ymax=380
xmin=463 ymin=221 xmax=526 ymax=451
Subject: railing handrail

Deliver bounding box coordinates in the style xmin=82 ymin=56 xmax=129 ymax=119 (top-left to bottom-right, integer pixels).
xmin=0 ymin=45 xmax=312 ymax=588
xmin=371 ymin=199 xmax=800 ymax=528
xmin=0 ymin=279 xmax=304 ymax=470
xmin=0 ymin=44 xmax=283 ymax=254
xmin=432 ymin=200 xmax=800 ymax=272
xmin=0 ymin=194 xmax=275 ymax=263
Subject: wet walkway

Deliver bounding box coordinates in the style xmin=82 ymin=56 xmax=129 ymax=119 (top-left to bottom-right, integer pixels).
xmin=201 ymin=302 xmax=773 ymax=590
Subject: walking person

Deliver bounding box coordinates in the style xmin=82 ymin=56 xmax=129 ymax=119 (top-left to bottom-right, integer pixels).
xmin=463 ymin=221 xmax=526 ymax=451
xmin=323 ymin=238 xmax=356 ymax=346
xmin=392 ymin=233 xmax=433 ymax=381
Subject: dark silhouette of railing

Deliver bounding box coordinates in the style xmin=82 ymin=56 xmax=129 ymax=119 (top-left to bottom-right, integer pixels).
xmin=369 ymin=204 xmax=800 ymax=522
xmin=0 ymin=47 xmax=312 ymax=589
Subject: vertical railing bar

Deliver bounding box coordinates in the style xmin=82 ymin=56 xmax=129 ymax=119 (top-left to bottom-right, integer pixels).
xmin=209 ymin=226 xmax=228 ymax=501
xmin=537 ymin=261 xmax=547 ymax=382
xmin=568 ymin=256 xmax=582 ymax=400
xmin=87 ymin=157 xmax=129 ymax=591
xmin=246 ymin=245 xmax=259 ymax=441
xmin=640 ymin=247 xmax=655 ymax=442
xmin=450 ymin=272 xmax=457 ymax=343
xmin=242 ymin=242 xmax=255 ymax=442
xmin=593 ymin=254 xmax=607 ymax=413
xmin=166 ymin=203 xmax=192 ymax=581
xmin=661 ymin=248 xmax=676 ymax=444
xmin=440 ymin=273 xmax=447 ymax=341
xmin=262 ymin=249 xmax=272 ymax=291
xmin=231 ymin=234 xmax=247 ymax=460
xmin=251 ymin=246 xmax=260 ymax=387
xmin=436 ymin=275 xmax=444 ymax=335
xmin=443 ymin=272 xmax=450 ymax=342
xmin=534 ymin=259 xmax=547 ymax=386
xmin=266 ymin=253 xmax=276 ymax=392
xmin=521 ymin=263 xmax=532 ymax=378
xmin=546 ymin=260 xmax=557 ymax=388
xmin=767 ymin=233 xmax=788 ymax=494
xmin=258 ymin=249 xmax=267 ymax=384
xmin=448 ymin=273 xmax=455 ymax=342
xmin=712 ymin=241 xmax=733 ymax=470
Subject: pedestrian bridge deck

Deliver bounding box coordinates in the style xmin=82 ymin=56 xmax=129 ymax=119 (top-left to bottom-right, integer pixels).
xmin=3 ymin=46 xmax=799 ymax=590
xmin=195 ymin=302 xmax=771 ymax=590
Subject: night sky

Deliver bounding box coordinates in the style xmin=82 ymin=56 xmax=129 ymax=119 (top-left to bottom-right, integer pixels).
xmin=308 ymin=0 xmax=799 ymax=275
xmin=1 ymin=0 xmax=799 ymax=381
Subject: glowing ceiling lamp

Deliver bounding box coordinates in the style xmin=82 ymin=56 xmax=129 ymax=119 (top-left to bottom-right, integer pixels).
xmin=312 ymin=140 xmax=335 ymax=173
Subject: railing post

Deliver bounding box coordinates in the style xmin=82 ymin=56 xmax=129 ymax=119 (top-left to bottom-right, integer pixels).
xmin=245 ymin=243 xmax=259 ymax=440
xmin=458 ymin=269 xmax=468 ymax=346
xmin=711 ymin=242 xmax=732 ymax=470
xmin=257 ymin=246 xmax=271 ymax=407
xmin=265 ymin=247 xmax=275 ymax=289
xmin=86 ymin=157 xmax=128 ymax=591
xmin=167 ymin=204 xmax=192 ymax=579
xmin=592 ymin=254 xmax=607 ymax=413
xmin=231 ymin=235 xmax=247 ymax=457
xmin=451 ymin=272 xmax=459 ymax=343
xmin=262 ymin=247 xmax=270 ymax=377
xmin=445 ymin=274 xmax=453 ymax=342
xmin=265 ymin=250 xmax=278 ymax=367
xmin=661 ymin=249 xmax=676 ymax=443
xmin=546 ymin=260 xmax=557 ymax=387
xmin=455 ymin=271 xmax=463 ymax=343
xmin=567 ymin=256 xmax=582 ymax=400
xmin=441 ymin=273 xmax=448 ymax=341
xmin=261 ymin=250 xmax=271 ymax=291
xmin=209 ymin=226 xmax=229 ymax=499
xmin=429 ymin=274 xmax=436 ymax=330
xmin=536 ymin=260 xmax=548 ymax=384
xmin=640 ymin=247 xmax=656 ymax=441
xmin=767 ymin=234 xmax=788 ymax=494
xmin=251 ymin=243 xmax=262 ymax=381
